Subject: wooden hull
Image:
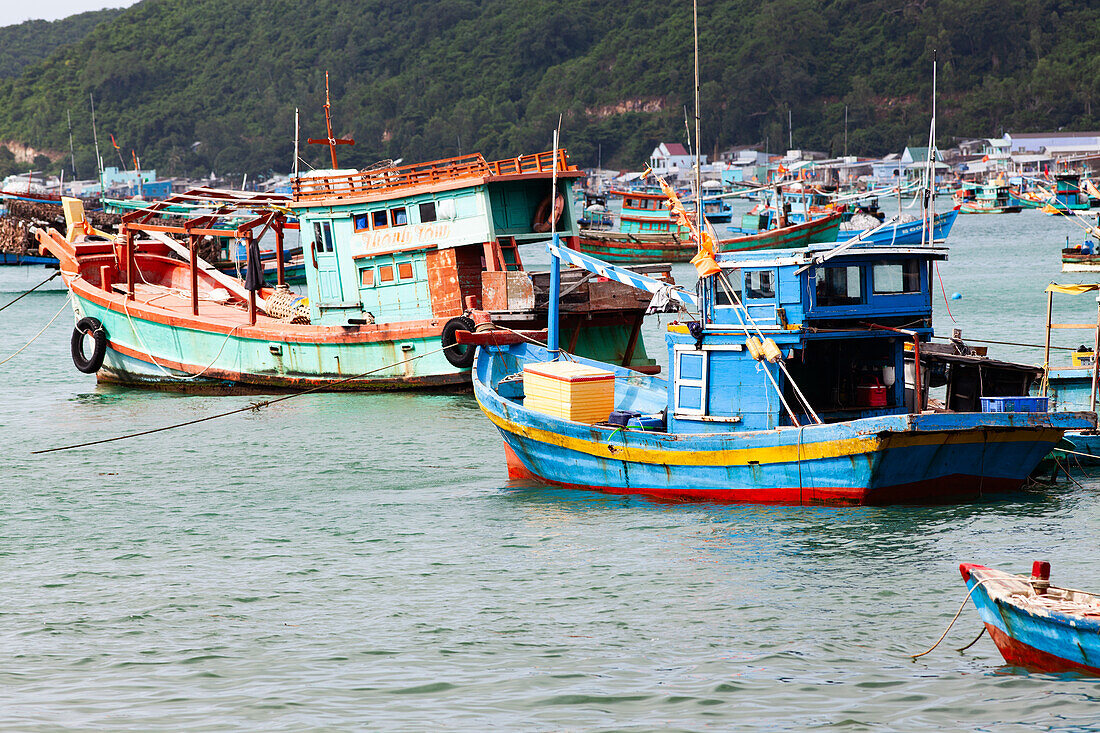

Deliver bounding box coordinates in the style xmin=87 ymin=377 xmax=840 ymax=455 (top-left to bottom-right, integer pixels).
xmin=835 ymin=208 xmax=959 ymax=245
xmin=40 ymin=227 xmax=659 ymax=392
xmin=575 ymin=229 xmax=696 ymax=263
xmin=960 ymin=203 xmax=1023 ymax=214
xmin=473 ymin=343 xmax=1087 ymax=505
xmin=717 ymin=213 xmax=842 ymax=252
xmin=961 ymin=564 xmax=1100 ymax=675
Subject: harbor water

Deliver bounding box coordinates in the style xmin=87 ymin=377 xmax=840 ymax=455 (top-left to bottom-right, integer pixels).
xmin=3 ymin=206 xmax=1100 ymax=730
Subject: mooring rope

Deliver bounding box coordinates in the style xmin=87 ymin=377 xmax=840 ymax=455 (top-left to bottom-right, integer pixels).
xmin=0 ymin=296 xmax=71 ymax=367
xmin=910 ymin=578 xmax=999 ymax=659
xmin=31 ymin=341 xmax=459 ymax=454
xmin=0 ymin=270 xmax=60 ymax=314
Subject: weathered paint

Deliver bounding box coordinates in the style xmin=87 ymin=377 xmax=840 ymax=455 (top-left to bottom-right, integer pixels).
xmin=961 ymin=564 xmax=1100 ymax=675
xmin=473 ymin=343 xmax=1087 ymax=505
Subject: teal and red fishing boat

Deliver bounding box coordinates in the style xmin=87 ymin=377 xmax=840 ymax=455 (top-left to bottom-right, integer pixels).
xmin=576 ymin=186 xmax=695 ymax=263
xmin=468 ymin=191 xmax=1093 ymax=504
xmin=716 ymin=211 xmax=841 ymax=252
xmin=37 ymin=145 xmax=667 ymax=391
xmin=961 ymin=562 xmax=1100 ymax=675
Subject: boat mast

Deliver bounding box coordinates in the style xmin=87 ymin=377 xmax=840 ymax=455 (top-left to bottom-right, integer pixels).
xmin=293 ymin=108 xmax=300 ymax=180
xmin=693 ymin=0 xmax=708 ymax=322
xmin=923 ymin=51 xmax=937 ymax=247
xmin=90 ymin=93 xmax=104 ymax=199
xmin=67 ymin=109 xmax=78 ymax=180
xmin=547 ymin=122 xmax=562 ymax=358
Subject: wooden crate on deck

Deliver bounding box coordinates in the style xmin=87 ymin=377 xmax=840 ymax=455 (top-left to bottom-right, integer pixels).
xmin=523 ymin=361 xmax=615 ymax=423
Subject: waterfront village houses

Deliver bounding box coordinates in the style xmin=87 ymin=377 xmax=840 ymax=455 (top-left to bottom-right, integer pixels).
xmin=649 ymin=143 xmax=707 ymax=178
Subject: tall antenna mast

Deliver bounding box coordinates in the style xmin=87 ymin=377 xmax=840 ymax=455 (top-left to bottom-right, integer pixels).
xmin=923 ymin=51 xmax=937 ymax=247
xmin=693 ymin=0 xmax=702 ymax=233
xmin=67 ymin=109 xmax=78 ymax=179
xmin=293 ymin=107 xmax=300 ymax=179
xmin=89 ymin=93 xmax=103 ymax=196
xmin=306 ymin=71 xmax=354 ymax=169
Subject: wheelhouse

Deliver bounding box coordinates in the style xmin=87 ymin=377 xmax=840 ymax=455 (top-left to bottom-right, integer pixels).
xmin=666 ymin=244 xmax=947 ymax=432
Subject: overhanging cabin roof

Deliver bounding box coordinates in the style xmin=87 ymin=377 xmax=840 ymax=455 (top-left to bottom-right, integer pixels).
xmin=290 ymin=149 xmax=582 ymax=209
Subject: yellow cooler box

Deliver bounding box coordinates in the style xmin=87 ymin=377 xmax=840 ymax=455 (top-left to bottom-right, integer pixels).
xmin=523 ymin=361 xmax=615 ymax=423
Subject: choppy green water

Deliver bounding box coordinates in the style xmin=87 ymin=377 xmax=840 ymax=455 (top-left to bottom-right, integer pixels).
xmin=2 ymin=205 xmax=1100 ymax=731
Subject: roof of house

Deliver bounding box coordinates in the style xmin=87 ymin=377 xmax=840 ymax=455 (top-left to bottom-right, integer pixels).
xmin=662 ymin=143 xmax=690 ymax=156
xmin=1009 ymin=131 xmax=1100 ymax=140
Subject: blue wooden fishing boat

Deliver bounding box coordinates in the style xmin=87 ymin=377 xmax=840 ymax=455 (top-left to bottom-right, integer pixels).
xmin=961 ymin=562 xmax=1100 ymax=675
xmin=468 ymin=220 xmax=1094 ymax=504
xmin=835 ymin=207 xmax=959 ymax=245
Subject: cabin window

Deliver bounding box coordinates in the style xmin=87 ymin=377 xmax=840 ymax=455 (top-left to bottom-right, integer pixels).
xmin=372 ymin=210 xmax=388 ymax=229
xmin=715 ymin=269 xmax=742 ymax=306
xmin=816 ymin=266 xmax=863 ymax=306
xmin=744 ymin=269 xmax=775 ymax=299
xmin=313 ymin=221 xmax=334 ymax=253
xmin=872 ymin=260 xmax=920 ymax=294
xmin=353 ymin=214 xmax=370 ymax=232
xmin=379 ymin=265 xmax=394 ymax=283
xmin=397 ymin=261 xmax=414 ymax=280
xmin=419 ymin=201 xmax=436 ymax=223
xmin=391 ymin=207 xmax=408 ymax=226
xmin=624 ymin=197 xmax=636 ymax=208
xmin=361 ymin=268 xmax=375 ymax=287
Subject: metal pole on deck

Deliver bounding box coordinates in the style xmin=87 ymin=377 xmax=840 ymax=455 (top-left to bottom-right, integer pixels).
xmin=547 ymin=128 xmax=561 ymax=357
xmin=275 ymin=218 xmax=286 ymax=287
xmin=1042 ymin=289 xmax=1053 ymax=396
xmin=1091 ymin=295 xmax=1100 ymax=413
xmin=189 ymin=233 xmax=199 ymax=316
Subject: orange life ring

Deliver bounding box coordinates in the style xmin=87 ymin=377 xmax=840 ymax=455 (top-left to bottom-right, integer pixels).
xmin=532 ymin=193 xmax=566 ymax=233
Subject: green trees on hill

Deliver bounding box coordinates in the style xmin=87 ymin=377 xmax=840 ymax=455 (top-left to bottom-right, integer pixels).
xmin=1 ymin=0 xmax=1099 ymax=179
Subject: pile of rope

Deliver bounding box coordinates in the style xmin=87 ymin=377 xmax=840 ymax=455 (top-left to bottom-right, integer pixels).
xmin=264 ymin=286 xmax=310 ymax=323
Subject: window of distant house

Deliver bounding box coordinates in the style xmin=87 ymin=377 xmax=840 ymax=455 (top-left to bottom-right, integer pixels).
xmin=372 ymin=210 xmax=388 ymax=229
xmin=419 ymin=202 xmax=436 ymax=223
xmin=397 ymin=262 xmax=414 ymax=280
xmin=378 ymin=264 xmax=394 ymax=283
xmin=361 ymin=268 xmax=375 ymax=287
xmin=872 ymin=260 xmax=920 ymax=294
xmin=816 ymin=266 xmax=863 ymax=306
xmin=744 ymin=269 xmax=775 ymax=300
xmin=353 ymin=214 xmax=370 ymax=232
xmin=391 ymin=207 xmax=407 ymax=226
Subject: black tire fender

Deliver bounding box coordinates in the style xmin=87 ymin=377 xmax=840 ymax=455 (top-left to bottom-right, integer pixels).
xmin=71 ymin=316 xmax=107 ymax=374
xmin=441 ymin=316 xmax=476 ymax=369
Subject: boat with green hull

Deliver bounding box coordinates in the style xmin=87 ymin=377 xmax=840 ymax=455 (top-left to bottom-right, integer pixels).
xmin=38 ymin=148 xmax=666 ymax=392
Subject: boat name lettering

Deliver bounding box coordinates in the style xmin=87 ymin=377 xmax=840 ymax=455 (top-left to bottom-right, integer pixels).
xmin=355 ymin=222 xmax=453 ymax=252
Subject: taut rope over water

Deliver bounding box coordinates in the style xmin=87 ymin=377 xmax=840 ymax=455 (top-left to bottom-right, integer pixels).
xmin=0 ymin=270 xmax=60 ymax=314
xmin=32 ymin=342 xmax=460 ymax=455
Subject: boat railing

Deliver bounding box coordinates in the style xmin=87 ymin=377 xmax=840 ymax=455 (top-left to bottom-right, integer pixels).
xmin=293 ymin=149 xmax=575 ymax=201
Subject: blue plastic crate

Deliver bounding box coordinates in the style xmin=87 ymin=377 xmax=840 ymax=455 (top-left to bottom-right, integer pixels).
xmin=980 ymin=396 xmax=1049 ymax=413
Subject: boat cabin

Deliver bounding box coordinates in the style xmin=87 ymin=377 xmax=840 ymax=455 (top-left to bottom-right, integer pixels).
xmin=291 ymin=152 xmax=580 ymax=327
xmin=613 ymin=186 xmax=690 ymax=235
xmin=666 ymin=243 xmax=947 ymax=432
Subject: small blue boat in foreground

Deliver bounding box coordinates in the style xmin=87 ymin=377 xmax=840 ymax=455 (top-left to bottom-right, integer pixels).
xmin=961 ymin=562 xmax=1100 ymax=675
xmin=469 ymin=220 xmax=1094 ymax=504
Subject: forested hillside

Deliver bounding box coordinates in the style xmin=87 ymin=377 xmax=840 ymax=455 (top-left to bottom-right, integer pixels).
xmin=0 ymin=9 xmax=125 ymax=79
xmin=1 ymin=0 xmax=1098 ymax=179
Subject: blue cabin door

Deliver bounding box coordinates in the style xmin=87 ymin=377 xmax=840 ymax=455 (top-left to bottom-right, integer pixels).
xmin=312 ymin=220 xmax=344 ymax=303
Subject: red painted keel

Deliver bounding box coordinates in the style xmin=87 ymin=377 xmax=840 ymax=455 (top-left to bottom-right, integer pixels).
xmin=986 ymin=623 xmax=1100 ymax=676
